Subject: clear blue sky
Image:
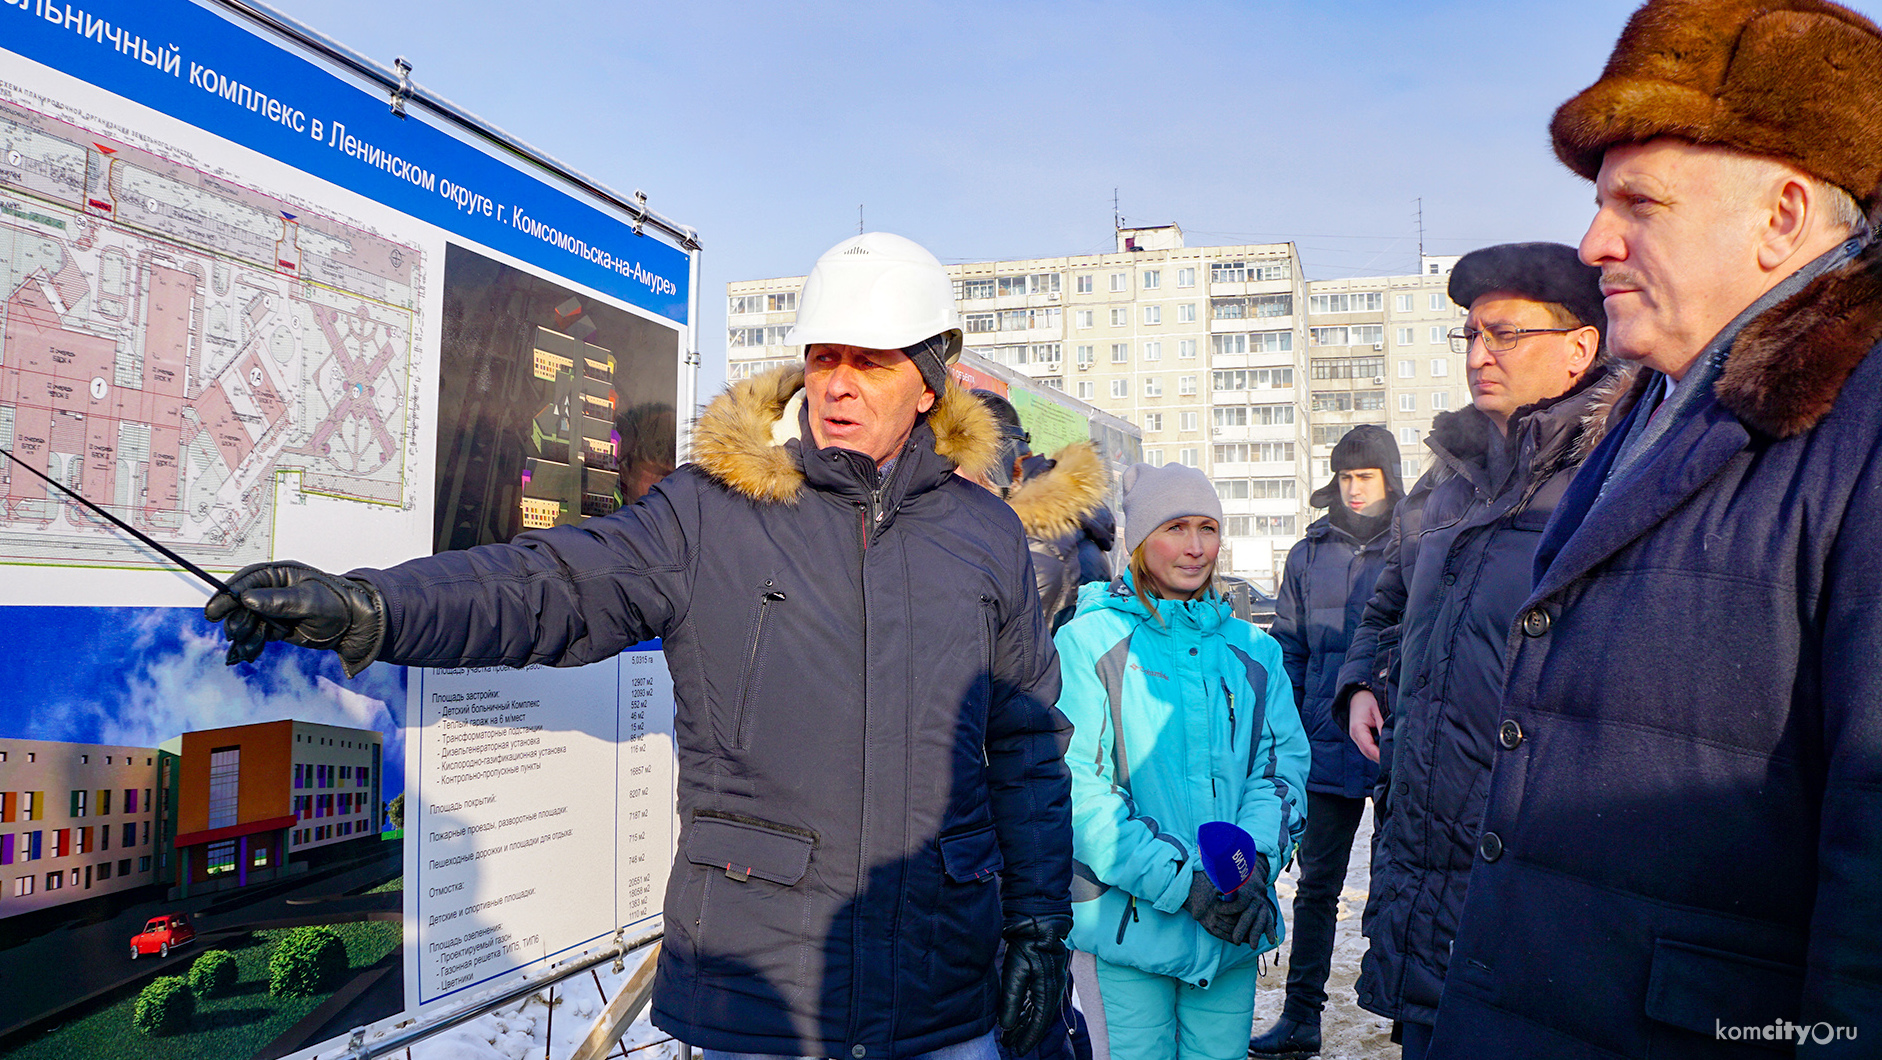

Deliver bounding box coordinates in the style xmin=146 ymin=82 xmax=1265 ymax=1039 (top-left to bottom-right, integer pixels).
xmin=258 ymin=0 xmax=1881 ymax=396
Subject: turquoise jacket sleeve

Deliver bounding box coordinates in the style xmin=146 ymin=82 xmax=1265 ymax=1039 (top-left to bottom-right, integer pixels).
xmin=1236 ymin=636 xmax=1311 ymax=881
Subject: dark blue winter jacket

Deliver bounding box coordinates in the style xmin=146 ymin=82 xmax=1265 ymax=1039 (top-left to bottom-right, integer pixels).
xmin=1431 ymin=239 xmax=1882 ymax=1058
xmin=1331 ymin=362 xmax=1629 ymax=1027
xmin=1269 ymin=512 xmax=1392 ymax=798
xmin=353 ymin=367 xmax=1072 ymax=1059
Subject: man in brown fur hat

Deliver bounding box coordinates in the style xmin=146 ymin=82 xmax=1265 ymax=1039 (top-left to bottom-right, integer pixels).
xmin=1428 ymin=1 xmax=1882 ymax=1056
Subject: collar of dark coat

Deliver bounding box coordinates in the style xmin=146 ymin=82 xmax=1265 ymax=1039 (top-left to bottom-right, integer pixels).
xmin=1714 ymin=235 xmax=1882 ymax=439
xmin=1005 ymin=440 xmax=1110 ymax=541
xmin=1305 ymin=505 xmax=1394 ymax=548
xmin=687 ymin=364 xmax=1002 ymax=503
xmin=1423 ymin=361 xmax=1634 ymax=489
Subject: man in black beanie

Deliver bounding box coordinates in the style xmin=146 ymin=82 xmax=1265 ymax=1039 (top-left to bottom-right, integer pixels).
xmin=1314 ymin=242 xmax=1627 ymax=1059
xmin=1252 ymin=424 xmax=1401 ymax=1059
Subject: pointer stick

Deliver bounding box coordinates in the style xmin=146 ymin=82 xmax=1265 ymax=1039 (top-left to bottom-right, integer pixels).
xmin=0 ymin=443 xmax=235 ymax=597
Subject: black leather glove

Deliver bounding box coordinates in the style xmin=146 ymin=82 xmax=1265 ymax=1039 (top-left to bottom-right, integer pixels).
xmin=997 ymin=914 xmax=1071 ymax=1055
xmin=1223 ymin=889 xmax=1278 ymax=947
xmin=205 ymin=562 xmax=385 ymax=676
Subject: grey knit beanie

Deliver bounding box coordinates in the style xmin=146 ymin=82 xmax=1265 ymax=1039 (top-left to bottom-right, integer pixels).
xmin=1121 ymin=462 xmax=1224 ymax=555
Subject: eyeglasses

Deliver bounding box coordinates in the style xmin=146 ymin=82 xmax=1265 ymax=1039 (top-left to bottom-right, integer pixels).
xmin=1447 ymin=325 xmax=1579 ymax=355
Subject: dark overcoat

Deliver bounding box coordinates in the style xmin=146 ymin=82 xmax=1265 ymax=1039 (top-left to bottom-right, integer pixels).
xmin=1331 ymin=364 xmax=1628 ymax=1026
xmin=354 ymin=367 xmax=1072 ymax=1059
xmin=1430 ymin=239 xmax=1882 ymax=1057
xmin=1271 ymin=513 xmax=1392 ymax=798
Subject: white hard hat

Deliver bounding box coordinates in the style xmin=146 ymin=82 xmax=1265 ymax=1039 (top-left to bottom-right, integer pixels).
xmin=785 ymin=232 xmax=963 ymax=360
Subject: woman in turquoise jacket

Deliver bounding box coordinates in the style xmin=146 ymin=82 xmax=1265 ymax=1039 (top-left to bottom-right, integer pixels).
xmin=1054 ymin=463 xmax=1310 ymax=1060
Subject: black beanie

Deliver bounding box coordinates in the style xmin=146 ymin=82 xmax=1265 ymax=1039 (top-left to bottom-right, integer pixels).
xmin=1309 ymin=424 xmax=1404 ymax=508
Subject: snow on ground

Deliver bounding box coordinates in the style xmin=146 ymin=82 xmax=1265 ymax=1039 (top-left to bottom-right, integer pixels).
xmin=398 ymin=814 xmax=1390 ymax=1060
xmin=1250 ymin=811 xmax=1395 ymax=1059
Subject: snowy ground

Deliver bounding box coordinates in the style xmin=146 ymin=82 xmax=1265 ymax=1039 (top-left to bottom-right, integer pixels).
xmin=390 ymin=815 xmax=1387 ymax=1060
xmin=1250 ymin=811 xmax=1394 ymax=1059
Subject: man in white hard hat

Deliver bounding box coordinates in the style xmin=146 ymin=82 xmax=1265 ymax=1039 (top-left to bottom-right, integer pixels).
xmin=205 ymin=233 xmax=1075 ymax=1060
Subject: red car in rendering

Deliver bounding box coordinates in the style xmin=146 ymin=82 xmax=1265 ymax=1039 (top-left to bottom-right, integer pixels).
xmin=129 ymin=913 xmax=194 ymax=959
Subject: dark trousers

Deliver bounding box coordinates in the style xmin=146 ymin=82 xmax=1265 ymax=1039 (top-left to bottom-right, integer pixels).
xmin=1281 ymin=791 xmax=1368 ymax=1023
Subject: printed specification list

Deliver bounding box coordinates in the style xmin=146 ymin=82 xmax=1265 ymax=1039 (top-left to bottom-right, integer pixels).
xmin=411 ymin=656 xmax=674 ymax=1003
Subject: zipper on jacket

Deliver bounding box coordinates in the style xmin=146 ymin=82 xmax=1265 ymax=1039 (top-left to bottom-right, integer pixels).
xmin=733 ymin=588 xmax=785 ymax=748
xmin=1226 ymin=687 xmax=1236 ymax=737
xmin=1116 ymin=895 xmax=1138 ymax=945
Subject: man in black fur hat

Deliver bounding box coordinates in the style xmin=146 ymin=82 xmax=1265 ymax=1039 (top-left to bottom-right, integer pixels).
xmin=1323 ymin=242 xmax=1625 ymax=1060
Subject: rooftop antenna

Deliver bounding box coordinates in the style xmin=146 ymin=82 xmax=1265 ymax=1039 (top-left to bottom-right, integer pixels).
xmin=1415 ymin=197 xmax=1425 ymax=261
xmin=858 ymin=204 xmax=864 ymax=235
xmin=1113 ymin=188 xmax=1121 ymax=231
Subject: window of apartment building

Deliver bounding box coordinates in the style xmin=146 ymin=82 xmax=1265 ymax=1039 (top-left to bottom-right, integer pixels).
xmin=1432 ymin=390 xmax=1450 ymax=410
xmin=1431 ymin=359 xmax=1450 ymax=377
xmin=767 ymin=292 xmax=797 ymax=312
xmin=728 ymin=294 xmax=765 ymax=315
xmin=1111 ymin=380 xmax=1128 ymax=399
xmin=70 ymin=789 xmax=86 ymax=817
xmin=1214 ymin=441 xmax=1296 ymax=463
xmin=1142 ymin=270 xmax=1161 ymax=289
xmin=960 ymin=278 xmax=995 ymax=300
xmin=1311 ymin=390 xmax=1387 ymax=412
xmin=1143 ymin=341 xmax=1162 ymax=361
xmin=1178 ymin=339 xmax=1197 ymax=358
xmin=1077 ymin=274 xmax=1094 ymax=294
xmin=1143 ymin=305 xmax=1162 ymax=325
xmin=1211 ymin=331 xmax=1293 ymax=356
xmin=1308 ymin=292 xmax=1384 ymax=314
xmin=965 ymin=313 xmax=996 ymax=334
xmin=207 ymin=748 xmax=239 ymax=830
xmin=1179 ymin=448 xmax=1198 ymax=466
xmin=1399 ymin=393 xmax=1416 ymax=413
xmin=1112 ymin=343 xmax=1129 ymax=364
xmin=1177 ymin=267 xmax=1196 ymax=287
xmin=1312 ymin=424 xmax=1362 ymax=446
xmin=1395 ymin=293 xmax=1413 ymax=313
xmin=1405 ymin=458 xmax=1424 ymax=481
xmin=1398 ymin=359 xmax=1416 ymax=379
xmin=1211 ymin=261 xmax=1246 ymax=283
xmin=1396 ymin=327 xmax=1414 ymax=346
xmin=1144 ymin=412 xmax=1163 ymax=431
xmin=1309 ymin=325 xmax=1385 ymax=347
xmin=997 ymin=309 xmax=1034 ymax=331
xmin=1076 ymin=345 xmax=1094 ymax=367
xmin=1254 ymin=263 xmax=1290 ymax=281
xmin=1429 ymin=325 xmax=1444 ymax=344
xmin=1309 ymin=356 xmax=1385 ymax=379
xmin=1176 ymin=303 xmax=1196 ymax=323
xmin=1224 ymin=515 xmax=1297 ymax=536
xmin=1180 ymin=411 xmax=1199 ymax=432
xmin=1401 ymin=426 xmax=1421 ymax=444
xmin=1429 ymin=293 xmax=1444 ymax=311
xmin=1144 ymin=449 xmax=1163 ymax=464
xmin=1144 ymin=377 xmax=1163 ymax=397
xmin=1211 ymin=294 xmax=1293 ymax=320
xmin=1219 ymin=405 xmax=1294 ymax=427
xmin=728 ymin=325 xmax=795 ymax=348
xmin=1074 ymin=310 xmax=1093 ymax=329
xmin=1178 ymin=375 xmax=1198 ymax=396
xmin=206 ymin=840 xmax=236 ymax=876
xmin=1110 ymin=273 xmax=1128 ymax=293
xmin=1110 ymin=308 xmax=1128 ymax=327
xmin=1077 ymin=381 xmax=1094 ymax=400
xmin=1213 ymin=368 xmax=1294 ymax=391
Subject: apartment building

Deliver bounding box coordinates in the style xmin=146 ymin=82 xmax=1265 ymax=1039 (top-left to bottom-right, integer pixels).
xmin=0 ymin=738 xmax=162 ymax=918
xmin=726 ymin=228 xmax=1469 ymax=585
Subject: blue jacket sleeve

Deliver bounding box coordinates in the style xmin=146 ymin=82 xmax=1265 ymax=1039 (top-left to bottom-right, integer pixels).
xmin=351 ymin=472 xmax=698 ymax=668
xmin=1269 ymin=539 xmax=1311 ymax=708
xmin=987 ymin=542 xmax=1074 ymax=924
xmin=1054 ymin=619 xmax=1196 ymax=915
xmin=1236 ymin=635 xmax=1311 ymax=877
xmin=1334 ymin=497 xmax=1412 ymax=727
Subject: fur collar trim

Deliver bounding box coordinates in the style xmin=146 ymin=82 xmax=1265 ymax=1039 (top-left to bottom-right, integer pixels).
xmin=1006 ymin=441 xmax=1109 ymax=541
xmin=688 ymin=364 xmax=1003 ymax=503
xmin=1716 ymin=237 xmax=1882 ymax=438
xmin=1423 ymin=361 xmax=1635 ymax=481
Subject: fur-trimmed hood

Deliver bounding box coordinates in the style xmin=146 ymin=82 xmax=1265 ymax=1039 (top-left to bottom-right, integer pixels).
xmin=1006 ymin=441 xmax=1110 ymax=542
xmin=688 ymin=364 xmax=1004 ymax=502
xmin=1425 ymin=360 xmax=1636 ymax=488
xmin=1716 ymin=235 xmax=1882 ymax=438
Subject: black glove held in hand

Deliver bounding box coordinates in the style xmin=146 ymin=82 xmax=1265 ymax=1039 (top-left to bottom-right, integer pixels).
xmin=998 ymin=914 xmax=1072 ymax=1055
xmin=205 ymin=561 xmax=385 ymax=676
xmin=1183 ymin=854 xmax=1275 ymax=945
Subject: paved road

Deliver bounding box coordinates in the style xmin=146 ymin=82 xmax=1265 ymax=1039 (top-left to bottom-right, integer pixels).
xmin=0 ymin=844 xmax=400 ymax=1041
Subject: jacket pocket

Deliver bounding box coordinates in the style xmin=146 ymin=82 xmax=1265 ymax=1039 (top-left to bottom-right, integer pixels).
xmin=1644 ymin=938 xmax=1803 ymax=1047
xmin=939 ymin=823 xmax=1004 ymax=883
xmin=729 ymin=586 xmax=787 ymax=749
xmin=685 ymin=812 xmax=816 ymax=886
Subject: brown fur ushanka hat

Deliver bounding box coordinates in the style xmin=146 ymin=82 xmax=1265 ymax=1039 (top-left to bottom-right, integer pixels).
xmin=1550 ymin=0 xmax=1882 ymax=211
